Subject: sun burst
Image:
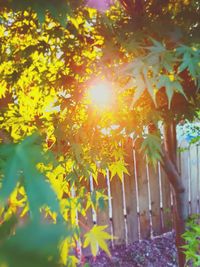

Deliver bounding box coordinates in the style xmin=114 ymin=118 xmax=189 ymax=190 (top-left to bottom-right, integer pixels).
xmin=88 ymin=81 xmax=113 ymax=109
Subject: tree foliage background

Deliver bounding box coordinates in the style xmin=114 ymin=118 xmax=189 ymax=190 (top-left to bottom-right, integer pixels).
xmin=0 ymin=0 xmax=199 ymax=266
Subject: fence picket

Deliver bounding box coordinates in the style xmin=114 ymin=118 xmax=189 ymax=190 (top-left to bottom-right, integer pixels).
xmin=160 ymin=167 xmax=173 ymax=232
xmin=197 ymin=144 xmax=200 ymax=214
xmin=179 ymin=141 xmax=190 ymax=219
xmin=189 ymin=145 xmax=198 ymax=214
xmin=148 ymin=163 xmax=162 ymax=236
xmin=110 ymin=175 xmax=126 ymax=244
xmin=123 ymin=138 xmax=139 ymax=243
xmin=95 ymin=173 xmax=111 ymax=233
xmin=134 ymin=140 xmax=151 ymax=239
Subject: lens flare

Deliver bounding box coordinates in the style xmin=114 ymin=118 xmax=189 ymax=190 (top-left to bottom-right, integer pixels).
xmin=88 ymin=81 xmax=113 ymax=108
xmin=86 ymin=0 xmax=110 ymax=12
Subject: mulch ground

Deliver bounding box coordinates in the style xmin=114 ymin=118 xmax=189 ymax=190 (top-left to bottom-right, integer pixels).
xmin=84 ymin=232 xmax=178 ymax=267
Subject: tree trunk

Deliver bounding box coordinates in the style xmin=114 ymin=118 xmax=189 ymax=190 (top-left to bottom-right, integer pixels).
xmin=162 ymin=121 xmax=186 ymax=267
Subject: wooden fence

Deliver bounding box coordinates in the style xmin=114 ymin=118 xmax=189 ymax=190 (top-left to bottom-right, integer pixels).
xmin=79 ymin=139 xmax=200 ymax=251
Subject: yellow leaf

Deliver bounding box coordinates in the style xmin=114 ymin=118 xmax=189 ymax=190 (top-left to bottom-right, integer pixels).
xmin=66 ymin=256 xmax=79 ymax=267
xmin=0 ymin=81 xmax=7 ymax=98
xmin=0 ymin=25 xmax=6 ymax=38
xmin=87 ymin=7 xmax=97 ymax=19
xmin=83 ymin=225 xmax=112 ymax=256
xmin=60 ymin=238 xmax=70 ymax=265
xmin=168 ymin=73 xmax=175 ymax=82
xmin=109 ymin=160 xmax=129 ymax=181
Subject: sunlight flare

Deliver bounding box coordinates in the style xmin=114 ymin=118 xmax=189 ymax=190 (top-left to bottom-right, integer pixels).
xmin=88 ymin=81 xmax=113 ymax=108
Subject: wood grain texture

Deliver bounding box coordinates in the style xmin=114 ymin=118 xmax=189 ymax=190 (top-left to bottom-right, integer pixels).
xmin=189 ymin=145 xmax=198 ymax=214
xmin=160 ymin=166 xmax=172 ymax=232
xmin=95 ymin=173 xmax=111 ymax=233
xmin=134 ymin=140 xmax=151 ymax=239
xmin=110 ymin=175 xmax=126 ymax=244
xmin=123 ymin=138 xmax=139 ymax=243
xmin=148 ymin=163 xmax=162 ymax=236
xmin=179 ymin=141 xmax=190 ymax=219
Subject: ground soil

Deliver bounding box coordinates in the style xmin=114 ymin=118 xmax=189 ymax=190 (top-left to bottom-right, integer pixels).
xmin=84 ymin=232 xmax=178 ymax=267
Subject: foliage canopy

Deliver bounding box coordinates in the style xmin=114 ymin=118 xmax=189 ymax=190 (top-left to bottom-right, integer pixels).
xmin=0 ymin=0 xmax=200 ymax=266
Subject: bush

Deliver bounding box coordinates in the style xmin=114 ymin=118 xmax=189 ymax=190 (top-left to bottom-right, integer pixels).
xmin=182 ymin=214 xmax=200 ymax=266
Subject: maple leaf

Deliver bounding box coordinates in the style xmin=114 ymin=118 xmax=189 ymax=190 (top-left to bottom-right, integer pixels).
xmin=140 ymin=134 xmax=162 ymax=168
xmin=83 ymin=225 xmax=112 ymax=256
xmin=0 ymin=134 xmax=59 ymax=219
xmin=109 ymin=160 xmax=129 ymax=181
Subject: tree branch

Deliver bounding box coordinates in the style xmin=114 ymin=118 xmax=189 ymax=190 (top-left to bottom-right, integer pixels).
xmin=161 ymin=148 xmax=184 ymax=194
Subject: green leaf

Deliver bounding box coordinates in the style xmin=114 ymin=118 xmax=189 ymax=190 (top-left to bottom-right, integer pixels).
xmin=24 ymin=170 xmax=59 ymax=219
xmin=140 ymin=134 xmax=162 ymax=167
xmin=130 ymin=74 xmax=146 ymax=108
xmin=2 ymin=0 xmax=72 ymax=27
xmin=182 ymin=214 xmax=200 ymax=265
xmin=177 ymin=45 xmax=200 ymax=82
xmin=0 ymin=152 xmax=21 ymax=203
xmin=0 ymin=134 xmax=60 ymax=219
xmin=143 ymin=69 xmax=156 ymax=105
xmin=0 ymin=221 xmax=69 ymax=267
xmin=165 ymin=85 xmax=174 ymax=107
xmin=157 ymin=75 xmax=186 ymax=108
xmin=148 ymin=38 xmax=166 ymax=53
xmin=91 ymin=191 xmax=97 ymax=206
xmin=66 ymin=172 xmax=78 ymax=183
xmin=0 ymin=215 xmax=18 ymax=243
xmin=98 ymin=196 xmax=105 ymax=211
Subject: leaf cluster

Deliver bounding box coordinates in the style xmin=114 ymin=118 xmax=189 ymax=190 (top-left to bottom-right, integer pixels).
xmin=182 ymin=214 xmax=200 ymax=266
